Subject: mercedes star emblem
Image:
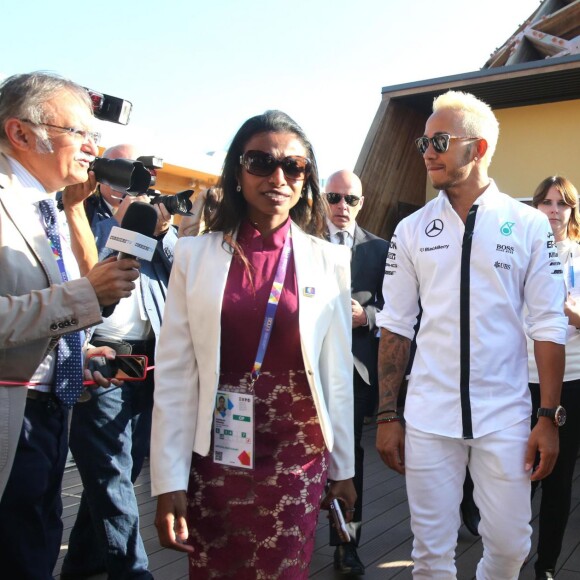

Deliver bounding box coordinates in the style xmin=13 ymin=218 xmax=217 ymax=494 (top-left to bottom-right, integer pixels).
xmin=425 ymin=219 xmax=444 ymax=237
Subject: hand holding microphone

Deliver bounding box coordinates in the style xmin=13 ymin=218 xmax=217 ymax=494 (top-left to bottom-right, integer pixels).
xmin=86 ymin=256 xmax=140 ymax=306
xmin=92 ymin=202 xmax=158 ymax=315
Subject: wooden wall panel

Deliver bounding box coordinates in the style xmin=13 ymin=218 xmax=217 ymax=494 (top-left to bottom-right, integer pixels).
xmin=354 ymin=98 xmax=428 ymax=240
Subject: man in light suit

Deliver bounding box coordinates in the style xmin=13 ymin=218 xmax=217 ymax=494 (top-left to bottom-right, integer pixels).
xmin=0 ymin=72 xmax=139 ymax=579
xmin=325 ymin=170 xmax=390 ymax=575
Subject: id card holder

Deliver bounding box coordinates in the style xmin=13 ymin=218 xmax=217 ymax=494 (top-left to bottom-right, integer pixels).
xmin=213 ymin=389 xmax=255 ymax=469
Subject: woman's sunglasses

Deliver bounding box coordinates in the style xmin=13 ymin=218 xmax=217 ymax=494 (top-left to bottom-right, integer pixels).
xmin=326 ymin=192 xmax=361 ymax=207
xmin=415 ymin=133 xmax=480 ymax=155
xmin=240 ymin=150 xmax=311 ymax=180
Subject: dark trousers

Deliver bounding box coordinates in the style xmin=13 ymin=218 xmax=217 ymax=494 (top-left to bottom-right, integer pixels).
xmin=62 ymin=338 xmax=155 ymax=579
xmin=0 ymin=395 xmax=68 ymax=580
xmin=330 ymin=369 xmax=369 ymax=546
xmin=530 ymin=380 xmax=580 ymax=573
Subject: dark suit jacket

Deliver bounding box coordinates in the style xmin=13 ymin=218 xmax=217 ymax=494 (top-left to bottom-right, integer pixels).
xmin=350 ymin=225 xmax=389 ymax=386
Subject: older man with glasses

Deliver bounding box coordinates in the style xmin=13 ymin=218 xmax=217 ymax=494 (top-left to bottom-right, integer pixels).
xmin=0 ymin=71 xmax=140 ymax=579
xmin=376 ymin=90 xmax=567 ymax=579
xmin=324 ymin=169 xmax=390 ymax=576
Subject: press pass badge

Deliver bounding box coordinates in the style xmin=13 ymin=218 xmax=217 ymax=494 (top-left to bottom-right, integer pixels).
xmin=213 ymin=390 xmax=255 ymax=469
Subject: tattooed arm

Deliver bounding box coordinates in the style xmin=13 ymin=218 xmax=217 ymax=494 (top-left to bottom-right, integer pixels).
xmin=375 ymin=329 xmax=410 ymax=474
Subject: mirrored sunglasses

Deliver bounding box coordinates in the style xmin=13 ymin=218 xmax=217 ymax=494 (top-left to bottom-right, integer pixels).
xmin=240 ymin=150 xmax=311 ymax=180
xmin=326 ymin=192 xmax=361 ymax=207
xmin=415 ymin=133 xmax=479 ymax=155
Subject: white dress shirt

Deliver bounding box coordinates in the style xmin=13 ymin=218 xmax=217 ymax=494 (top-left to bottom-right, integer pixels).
xmin=326 ymin=218 xmax=355 ymax=249
xmin=6 ymin=156 xmax=82 ymax=391
xmin=377 ymin=181 xmax=567 ymax=439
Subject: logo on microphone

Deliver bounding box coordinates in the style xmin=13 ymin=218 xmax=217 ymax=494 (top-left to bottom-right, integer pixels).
xmin=106 ymin=226 xmax=157 ymax=261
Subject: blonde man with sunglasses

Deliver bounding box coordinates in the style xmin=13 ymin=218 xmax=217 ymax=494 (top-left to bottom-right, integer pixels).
xmin=376 ymin=91 xmax=567 ymax=579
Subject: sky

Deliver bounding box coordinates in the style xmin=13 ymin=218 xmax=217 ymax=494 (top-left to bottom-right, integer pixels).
xmin=1 ymin=0 xmax=543 ymax=179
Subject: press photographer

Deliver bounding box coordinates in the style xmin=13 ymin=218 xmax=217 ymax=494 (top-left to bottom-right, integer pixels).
xmin=88 ymin=153 xmax=193 ymax=221
xmin=61 ymin=143 xmax=179 ymax=579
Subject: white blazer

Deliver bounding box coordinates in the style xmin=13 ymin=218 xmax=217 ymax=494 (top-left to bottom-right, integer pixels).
xmin=151 ymin=222 xmax=354 ymax=496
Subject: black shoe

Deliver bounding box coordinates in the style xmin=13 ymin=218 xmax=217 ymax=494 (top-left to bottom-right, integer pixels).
xmin=460 ymin=493 xmax=481 ymax=537
xmin=334 ymin=543 xmax=365 ymax=576
xmin=535 ymin=569 xmax=555 ymax=579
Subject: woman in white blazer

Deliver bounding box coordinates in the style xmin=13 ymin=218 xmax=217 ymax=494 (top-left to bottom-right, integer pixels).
xmin=152 ymin=110 xmax=356 ymax=579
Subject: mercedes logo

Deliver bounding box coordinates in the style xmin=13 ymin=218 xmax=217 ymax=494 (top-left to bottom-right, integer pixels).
xmin=425 ymin=219 xmax=444 ymax=238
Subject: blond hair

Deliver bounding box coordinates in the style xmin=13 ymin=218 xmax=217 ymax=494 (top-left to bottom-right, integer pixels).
xmin=433 ymin=91 xmax=499 ymax=167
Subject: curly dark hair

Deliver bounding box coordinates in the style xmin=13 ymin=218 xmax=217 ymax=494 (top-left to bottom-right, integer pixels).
xmin=206 ymin=110 xmax=326 ymax=243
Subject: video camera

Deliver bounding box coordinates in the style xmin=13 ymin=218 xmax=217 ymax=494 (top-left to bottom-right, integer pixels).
xmin=90 ymin=155 xmax=194 ymax=216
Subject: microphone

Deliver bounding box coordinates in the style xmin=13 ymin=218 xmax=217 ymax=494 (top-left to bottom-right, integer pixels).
xmin=106 ymin=201 xmax=158 ymax=260
xmin=102 ymin=202 xmax=158 ymax=317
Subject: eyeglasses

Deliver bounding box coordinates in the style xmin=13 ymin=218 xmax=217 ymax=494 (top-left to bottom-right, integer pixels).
xmin=20 ymin=119 xmax=101 ymax=145
xmin=240 ymin=150 xmax=311 ymax=180
xmin=326 ymin=192 xmax=361 ymax=207
xmin=415 ymin=133 xmax=479 ymax=155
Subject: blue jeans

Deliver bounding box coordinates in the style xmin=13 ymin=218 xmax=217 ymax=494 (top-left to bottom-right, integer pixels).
xmin=62 ymin=375 xmax=154 ymax=579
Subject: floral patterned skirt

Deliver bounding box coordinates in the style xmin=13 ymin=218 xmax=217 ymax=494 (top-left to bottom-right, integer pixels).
xmin=186 ymin=370 xmax=328 ymax=579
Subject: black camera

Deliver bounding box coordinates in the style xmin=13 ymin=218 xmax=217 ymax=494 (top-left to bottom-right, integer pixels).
xmin=90 ymin=155 xmax=194 ymax=216
xmin=147 ymin=189 xmax=194 ymax=217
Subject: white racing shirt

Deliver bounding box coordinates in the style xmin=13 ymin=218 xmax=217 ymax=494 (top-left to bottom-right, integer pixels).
xmin=377 ymin=180 xmax=568 ymax=439
xmin=528 ymin=238 xmax=580 ymax=383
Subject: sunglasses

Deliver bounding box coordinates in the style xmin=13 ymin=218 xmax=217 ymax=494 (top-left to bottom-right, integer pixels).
xmin=415 ymin=133 xmax=479 ymax=155
xmin=240 ymin=150 xmax=311 ymax=180
xmin=326 ymin=192 xmax=361 ymax=207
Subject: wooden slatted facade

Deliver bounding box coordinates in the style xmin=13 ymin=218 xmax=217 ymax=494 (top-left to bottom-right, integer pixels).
xmin=356 ymin=0 xmax=580 ymax=240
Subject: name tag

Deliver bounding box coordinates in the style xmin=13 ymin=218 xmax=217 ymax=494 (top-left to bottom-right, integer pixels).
xmin=213 ymin=389 xmax=254 ymax=469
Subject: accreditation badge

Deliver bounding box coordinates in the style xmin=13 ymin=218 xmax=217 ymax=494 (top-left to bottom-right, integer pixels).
xmin=213 ymin=389 xmax=254 ymax=469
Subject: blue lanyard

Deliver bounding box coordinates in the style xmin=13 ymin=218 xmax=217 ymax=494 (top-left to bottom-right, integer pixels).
xmin=250 ymin=230 xmax=293 ymax=386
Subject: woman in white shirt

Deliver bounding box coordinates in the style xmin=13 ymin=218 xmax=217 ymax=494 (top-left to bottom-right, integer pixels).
xmin=530 ymin=175 xmax=580 ymax=580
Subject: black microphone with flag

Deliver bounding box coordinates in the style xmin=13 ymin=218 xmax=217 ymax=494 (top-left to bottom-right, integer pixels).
xmin=102 ymin=202 xmax=158 ymax=316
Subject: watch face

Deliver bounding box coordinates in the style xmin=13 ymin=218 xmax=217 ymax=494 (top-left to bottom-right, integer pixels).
xmin=555 ymin=406 xmax=567 ymax=427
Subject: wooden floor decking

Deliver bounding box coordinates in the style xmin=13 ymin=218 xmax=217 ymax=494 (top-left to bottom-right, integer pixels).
xmin=55 ymin=423 xmax=580 ymax=579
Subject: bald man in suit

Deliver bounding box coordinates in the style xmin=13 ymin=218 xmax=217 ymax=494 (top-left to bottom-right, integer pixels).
xmin=325 ymin=170 xmax=389 ymax=576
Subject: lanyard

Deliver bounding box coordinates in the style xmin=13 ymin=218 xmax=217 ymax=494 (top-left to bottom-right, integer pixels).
xmin=250 ymin=230 xmax=293 ymax=386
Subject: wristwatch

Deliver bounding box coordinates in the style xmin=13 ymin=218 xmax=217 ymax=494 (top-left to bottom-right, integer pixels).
xmin=537 ymin=405 xmax=567 ymax=427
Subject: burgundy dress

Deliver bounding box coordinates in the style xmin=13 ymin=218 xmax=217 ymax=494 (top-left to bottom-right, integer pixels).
xmin=186 ymin=219 xmax=329 ymax=579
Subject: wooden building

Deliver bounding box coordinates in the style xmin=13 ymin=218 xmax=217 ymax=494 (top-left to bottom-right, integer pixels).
xmin=355 ymin=0 xmax=580 ymax=240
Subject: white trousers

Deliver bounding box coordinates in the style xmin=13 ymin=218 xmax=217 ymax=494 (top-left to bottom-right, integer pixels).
xmin=405 ymin=420 xmax=532 ymax=580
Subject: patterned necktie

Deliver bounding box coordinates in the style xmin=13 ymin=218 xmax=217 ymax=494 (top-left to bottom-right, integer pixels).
xmin=38 ymin=199 xmax=84 ymax=407
xmin=337 ymin=231 xmax=346 ymax=245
